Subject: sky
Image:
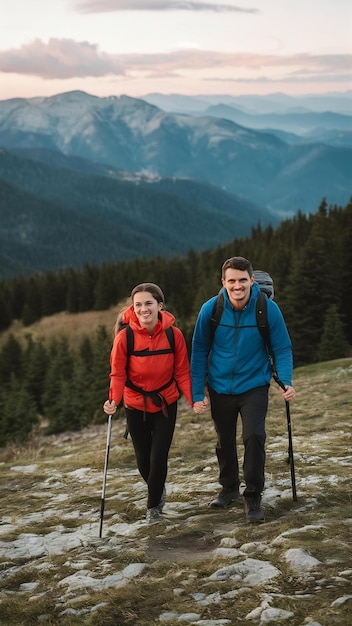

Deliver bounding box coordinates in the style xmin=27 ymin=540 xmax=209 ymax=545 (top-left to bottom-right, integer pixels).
xmin=0 ymin=0 xmax=351 ymax=101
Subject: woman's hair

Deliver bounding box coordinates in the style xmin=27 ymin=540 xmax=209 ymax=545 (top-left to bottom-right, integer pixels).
xmin=130 ymin=282 xmax=165 ymax=304
xmin=221 ymin=256 xmax=253 ymax=278
xmin=112 ymin=303 xmax=129 ymax=338
xmin=113 ymin=283 xmax=165 ymax=337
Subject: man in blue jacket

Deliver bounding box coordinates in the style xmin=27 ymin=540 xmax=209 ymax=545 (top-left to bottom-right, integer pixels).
xmin=191 ymin=256 xmax=295 ymax=522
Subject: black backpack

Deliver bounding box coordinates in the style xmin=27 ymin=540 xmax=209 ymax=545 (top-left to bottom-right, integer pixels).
xmin=209 ymin=270 xmax=277 ymax=377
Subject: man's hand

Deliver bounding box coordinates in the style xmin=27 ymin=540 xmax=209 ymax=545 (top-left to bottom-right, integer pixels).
xmin=193 ymin=396 xmax=209 ymax=414
xmin=279 ymin=385 xmax=296 ymax=401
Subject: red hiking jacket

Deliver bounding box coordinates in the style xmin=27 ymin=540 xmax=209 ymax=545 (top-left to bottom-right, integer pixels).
xmin=109 ymin=306 xmax=193 ymax=413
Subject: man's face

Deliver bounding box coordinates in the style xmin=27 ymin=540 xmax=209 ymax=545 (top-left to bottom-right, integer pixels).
xmin=222 ymin=267 xmax=254 ymax=309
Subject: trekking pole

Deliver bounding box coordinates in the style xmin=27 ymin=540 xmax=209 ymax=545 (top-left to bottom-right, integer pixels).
xmin=99 ymin=397 xmax=113 ymax=538
xmin=274 ymin=376 xmax=297 ymax=502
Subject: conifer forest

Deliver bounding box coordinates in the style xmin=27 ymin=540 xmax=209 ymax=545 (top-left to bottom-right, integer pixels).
xmin=0 ymin=199 xmax=351 ymax=446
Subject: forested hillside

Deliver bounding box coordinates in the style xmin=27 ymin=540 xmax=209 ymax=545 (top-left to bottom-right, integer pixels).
xmin=0 ymin=199 xmax=351 ymax=447
xmin=0 ymin=148 xmax=270 ymax=279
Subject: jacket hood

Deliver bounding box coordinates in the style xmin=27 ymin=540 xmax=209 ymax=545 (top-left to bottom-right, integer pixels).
xmin=121 ymin=305 xmax=176 ymax=331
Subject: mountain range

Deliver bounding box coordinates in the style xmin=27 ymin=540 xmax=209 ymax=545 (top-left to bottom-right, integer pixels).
xmin=0 ymin=148 xmax=270 ymax=278
xmin=143 ymin=90 xmax=352 ymax=115
xmin=143 ymin=92 xmax=352 ymax=148
xmin=0 ymin=90 xmax=351 ymax=278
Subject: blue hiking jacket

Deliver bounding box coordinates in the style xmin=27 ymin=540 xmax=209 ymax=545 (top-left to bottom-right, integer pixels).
xmin=191 ymin=281 xmax=293 ymax=401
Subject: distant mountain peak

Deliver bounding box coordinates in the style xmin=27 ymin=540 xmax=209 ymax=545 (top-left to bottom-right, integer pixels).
xmin=0 ymin=90 xmax=351 ymax=216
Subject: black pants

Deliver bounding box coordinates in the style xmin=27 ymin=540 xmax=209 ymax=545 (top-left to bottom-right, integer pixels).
xmin=125 ymin=401 xmax=177 ymax=509
xmin=209 ymin=385 xmax=269 ymax=498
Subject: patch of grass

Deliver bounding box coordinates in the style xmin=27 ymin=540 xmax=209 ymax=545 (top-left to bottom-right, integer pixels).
xmin=0 ymin=566 xmax=40 ymax=592
xmin=1 ymin=359 xmax=352 ymax=625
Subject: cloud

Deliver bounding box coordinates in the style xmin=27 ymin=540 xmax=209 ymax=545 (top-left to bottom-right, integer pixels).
xmin=0 ymin=38 xmax=350 ymax=85
xmin=74 ymin=0 xmax=257 ymax=14
xmin=0 ymin=39 xmax=125 ymax=79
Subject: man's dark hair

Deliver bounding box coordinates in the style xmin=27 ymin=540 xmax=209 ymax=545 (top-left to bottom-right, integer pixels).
xmin=221 ymin=256 xmax=253 ymax=279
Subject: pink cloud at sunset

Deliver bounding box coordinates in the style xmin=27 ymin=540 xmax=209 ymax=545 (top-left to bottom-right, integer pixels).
xmin=0 ymin=0 xmax=351 ymax=99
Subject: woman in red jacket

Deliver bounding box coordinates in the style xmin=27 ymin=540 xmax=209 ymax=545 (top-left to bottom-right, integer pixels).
xmin=103 ymin=282 xmax=193 ymax=524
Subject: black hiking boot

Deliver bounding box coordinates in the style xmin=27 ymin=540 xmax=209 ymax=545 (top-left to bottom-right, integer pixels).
xmin=244 ymin=495 xmax=264 ymax=523
xmin=210 ymin=486 xmax=241 ymax=508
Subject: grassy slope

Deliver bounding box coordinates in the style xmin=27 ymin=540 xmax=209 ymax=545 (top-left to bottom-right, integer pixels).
xmin=0 ymin=306 xmax=123 ymax=350
xmin=0 ymin=353 xmax=351 ymax=625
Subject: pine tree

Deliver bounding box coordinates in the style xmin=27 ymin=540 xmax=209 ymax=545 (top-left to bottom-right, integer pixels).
xmin=74 ymin=335 xmax=101 ymax=425
xmin=0 ymin=334 xmax=22 ymax=386
xmin=41 ymin=338 xmax=75 ymax=434
xmin=335 ymin=200 xmax=352 ymax=344
xmin=0 ymin=284 xmax=11 ymax=331
xmin=69 ymin=354 xmax=94 ymax=429
xmin=282 ymin=201 xmax=335 ymax=365
xmin=6 ymin=275 xmax=27 ymax=321
xmin=40 ymin=272 xmax=66 ymax=317
xmin=66 ymin=268 xmax=80 ymax=313
xmin=78 ymin=264 xmax=98 ymax=311
xmin=22 ymin=277 xmax=42 ymax=326
xmin=88 ymin=325 xmax=113 ymax=422
xmin=94 ymin=265 xmax=114 ymax=311
xmin=55 ymin=379 xmax=82 ymax=433
xmin=0 ymin=374 xmax=38 ymax=446
xmin=317 ymin=305 xmax=350 ymax=362
xmin=22 ymin=336 xmax=49 ymax=412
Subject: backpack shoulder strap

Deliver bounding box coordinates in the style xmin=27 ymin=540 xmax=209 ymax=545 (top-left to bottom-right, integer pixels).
xmin=256 ymin=291 xmax=270 ymax=350
xmin=125 ymin=324 xmax=134 ymax=355
xmin=165 ymin=326 xmax=175 ymax=353
xmin=256 ymin=292 xmax=279 ymax=380
xmin=209 ymin=291 xmax=224 ymax=342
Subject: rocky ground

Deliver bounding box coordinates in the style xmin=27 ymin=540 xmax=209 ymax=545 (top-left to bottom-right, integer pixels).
xmin=0 ymin=359 xmax=351 ymax=625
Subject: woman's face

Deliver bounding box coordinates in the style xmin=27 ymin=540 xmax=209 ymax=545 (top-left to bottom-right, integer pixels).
xmin=133 ymin=291 xmax=161 ymax=330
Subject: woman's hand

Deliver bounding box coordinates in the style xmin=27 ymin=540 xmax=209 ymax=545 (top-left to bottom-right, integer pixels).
xmin=193 ymin=396 xmax=209 ymax=414
xmin=103 ymin=399 xmax=117 ymax=415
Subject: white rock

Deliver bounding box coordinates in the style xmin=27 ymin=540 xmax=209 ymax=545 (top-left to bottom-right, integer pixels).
xmin=330 ymin=595 xmax=352 ymax=606
xmin=209 ymin=558 xmax=281 ymax=586
xmin=212 ymin=547 xmax=243 ymax=558
xmin=196 ymin=591 xmax=221 ymax=606
xmin=10 ymin=465 xmax=38 ymax=473
xmin=159 ymin=612 xmax=179 ymax=622
xmin=260 ymin=607 xmax=294 ymax=623
xmin=219 ymin=537 xmax=239 ymax=548
xmin=58 ymin=563 xmax=146 ymax=592
xmin=159 ymin=612 xmax=201 ymax=622
xmin=284 ymin=548 xmax=322 ymax=571
xmin=19 ymin=582 xmax=39 ymax=591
